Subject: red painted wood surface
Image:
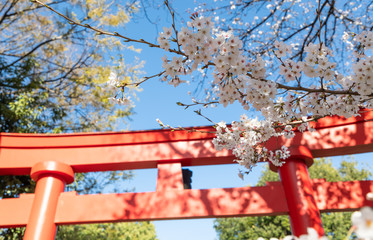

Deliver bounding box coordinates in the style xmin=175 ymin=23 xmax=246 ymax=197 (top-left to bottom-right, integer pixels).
xmin=1 ymin=110 xmax=373 ymax=175
xmin=156 ymin=162 xmax=184 ymax=191
xmin=0 ymin=109 xmax=373 ymax=233
xmin=277 ymin=147 xmax=324 ymax=236
xmin=24 ymin=162 xmax=74 ymax=240
xmin=1 ymin=179 xmax=372 ymax=228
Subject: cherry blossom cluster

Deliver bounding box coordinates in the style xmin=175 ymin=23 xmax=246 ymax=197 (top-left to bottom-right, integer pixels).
xmin=156 ymin=15 xmax=373 ymax=170
xmin=212 ymin=116 xmax=289 ymax=169
xmin=352 ymin=206 xmax=373 ymax=239
xmin=352 ymin=55 xmax=373 ymax=96
xmin=266 ymin=31 xmax=373 ymax=126
xmin=351 ymin=31 xmax=373 ymax=97
xmin=279 ymin=42 xmax=335 ymax=82
xmin=355 ymin=31 xmax=373 ymax=51
xmin=107 ymin=71 xmax=131 ymax=105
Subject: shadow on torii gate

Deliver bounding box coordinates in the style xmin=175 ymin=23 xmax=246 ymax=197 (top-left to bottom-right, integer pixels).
xmin=1 ymin=109 xmax=373 ymax=239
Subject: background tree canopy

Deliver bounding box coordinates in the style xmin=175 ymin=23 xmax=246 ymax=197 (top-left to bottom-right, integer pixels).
xmin=0 ymin=0 xmax=157 ymax=239
xmin=214 ymin=158 xmax=371 ymax=240
xmin=0 ymin=0 xmax=143 ymax=133
xmin=56 ymin=222 xmax=157 ymax=240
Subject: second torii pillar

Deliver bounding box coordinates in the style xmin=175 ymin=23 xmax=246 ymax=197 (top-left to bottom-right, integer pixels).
xmin=271 ymin=146 xmax=324 ymax=237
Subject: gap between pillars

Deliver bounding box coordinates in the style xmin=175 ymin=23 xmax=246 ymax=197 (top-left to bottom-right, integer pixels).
xmin=23 ymin=161 xmax=74 ymax=240
xmin=270 ymin=146 xmax=325 ymax=237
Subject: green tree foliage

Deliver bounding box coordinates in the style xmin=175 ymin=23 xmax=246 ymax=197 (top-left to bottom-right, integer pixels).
xmin=214 ymin=158 xmax=371 ymax=239
xmin=56 ymin=222 xmax=157 ymax=240
xmin=0 ymin=0 xmax=143 ymax=133
xmin=0 ymin=0 xmax=142 ymax=198
xmin=0 ymin=0 xmax=157 ymax=239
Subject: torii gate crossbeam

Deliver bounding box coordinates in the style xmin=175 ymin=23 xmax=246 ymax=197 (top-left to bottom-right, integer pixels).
xmin=1 ymin=109 xmax=373 ymax=239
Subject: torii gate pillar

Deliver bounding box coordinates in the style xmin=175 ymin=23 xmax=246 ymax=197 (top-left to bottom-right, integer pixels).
xmin=23 ymin=161 xmax=74 ymax=240
xmin=271 ymin=146 xmax=324 ymax=237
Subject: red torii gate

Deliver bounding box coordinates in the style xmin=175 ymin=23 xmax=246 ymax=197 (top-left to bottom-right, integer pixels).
xmin=1 ymin=109 xmax=373 ymax=240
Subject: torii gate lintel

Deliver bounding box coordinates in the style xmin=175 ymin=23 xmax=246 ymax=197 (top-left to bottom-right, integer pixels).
xmin=1 ymin=109 xmax=373 ymax=239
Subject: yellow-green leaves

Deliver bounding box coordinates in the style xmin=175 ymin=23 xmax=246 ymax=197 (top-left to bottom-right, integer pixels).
xmin=1 ymin=0 xmax=143 ymax=133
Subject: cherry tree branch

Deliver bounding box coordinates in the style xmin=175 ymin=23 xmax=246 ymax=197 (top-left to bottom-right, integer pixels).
xmin=31 ymin=0 xmax=186 ymax=57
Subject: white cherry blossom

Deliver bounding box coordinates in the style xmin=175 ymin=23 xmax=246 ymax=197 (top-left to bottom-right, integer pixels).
xmin=352 ymin=207 xmax=373 ymax=239
xmin=153 ymin=14 xmax=373 ymax=170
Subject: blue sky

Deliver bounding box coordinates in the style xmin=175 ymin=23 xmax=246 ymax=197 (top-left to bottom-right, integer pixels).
xmin=116 ymin=2 xmax=266 ymax=239
xmin=110 ymin=1 xmax=373 ymax=239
